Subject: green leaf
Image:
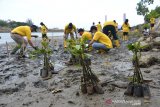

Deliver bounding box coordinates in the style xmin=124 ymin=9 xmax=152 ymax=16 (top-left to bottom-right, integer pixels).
xmin=84 ymin=53 xmax=92 ymax=58
xmin=75 ymin=45 xmax=81 ymax=50
xmin=127 ymin=43 xmax=135 ymax=51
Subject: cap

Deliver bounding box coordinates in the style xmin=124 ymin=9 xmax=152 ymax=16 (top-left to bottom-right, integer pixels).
xmin=31 ymin=25 xmax=38 ymax=32
xmin=90 ymin=26 xmax=97 ymax=32
xmin=78 ymin=28 xmax=84 ymax=33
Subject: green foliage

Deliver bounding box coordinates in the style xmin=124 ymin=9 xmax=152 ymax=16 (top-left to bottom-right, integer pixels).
xmin=144 ymin=6 xmax=160 ymax=22
xmin=140 ymin=0 xmax=154 ymax=5
xmin=143 ymin=23 xmax=150 ymax=29
xmin=127 ymin=42 xmax=141 ymax=61
xmin=136 ymin=0 xmax=154 ymax=16
xmin=136 ymin=2 xmax=149 ymax=16
xmin=67 ymin=38 xmax=90 ymax=60
xmin=30 ymin=40 xmax=52 ymax=59
xmin=0 ymin=19 xmax=33 ymax=28
xmin=0 ymin=19 xmax=8 ymax=27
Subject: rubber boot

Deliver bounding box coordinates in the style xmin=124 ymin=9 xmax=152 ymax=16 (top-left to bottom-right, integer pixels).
xmin=114 ymin=40 xmax=120 ymax=47
xmin=63 ymin=40 xmax=67 ymax=48
xmin=11 ymin=46 xmax=21 ymax=54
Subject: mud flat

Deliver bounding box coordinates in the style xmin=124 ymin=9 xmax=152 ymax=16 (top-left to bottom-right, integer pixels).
xmin=0 ymin=35 xmax=160 ymax=107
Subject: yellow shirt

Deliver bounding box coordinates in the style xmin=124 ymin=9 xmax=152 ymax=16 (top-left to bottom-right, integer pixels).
xmin=40 ymin=25 xmax=47 ymax=34
xmin=11 ymin=26 xmax=31 ymax=40
xmin=103 ymin=21 xmax=116 ymax=27
xmin=81 ymin=31 xmax=92 ymax=42
xmin=64 ymin=24 xmax=76 ymax=34
xmin=122 ymin=23 xmax=130 ymax=32
xmin=150 ymin=18 xmax=155 ymax=24
xmin=96 ymin=24 xmax=102 ymax=31
xmin=93 ymin=31 xmax=113 ymax=48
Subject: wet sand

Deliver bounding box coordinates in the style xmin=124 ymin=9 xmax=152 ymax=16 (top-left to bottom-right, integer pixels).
xmin=0 ymin=35 xmax=160 ymax=107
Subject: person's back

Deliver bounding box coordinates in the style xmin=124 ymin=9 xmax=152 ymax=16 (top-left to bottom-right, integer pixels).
xmin=103 ymin=21 xmax=120 ymax=47
xmin=93 ymin=31 xmax=113 ymax=48
xmin=40 ymin=22 xmax=49 ymax=39
xmin=103 ymin=21 xmax=116 ymax=27
xmin=10 ymin=25 xmax=38 ymax=56
xmin=11 ymin=26 xmax=31 ymax=40
xmin=41 ymin=25 xmax=47 ymax=34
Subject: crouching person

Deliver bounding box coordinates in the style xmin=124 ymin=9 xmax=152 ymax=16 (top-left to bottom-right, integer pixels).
xmin=88 ymin=26 xmax=113 ymax=54
xmin=10 ymin=25 xmax=38 ymax=57
xmin=78 ymin=28 xmax=93 ymax=51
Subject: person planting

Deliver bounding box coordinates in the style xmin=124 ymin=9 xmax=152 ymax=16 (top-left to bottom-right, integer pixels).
xmin=10 ymin=25 xmax=38 ymax=57
xmin=88 ymin=26 xmax=113 ymax=54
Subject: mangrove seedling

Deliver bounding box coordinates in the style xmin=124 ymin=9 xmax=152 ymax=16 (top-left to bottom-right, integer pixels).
xmin=125 ymin=42 xmax=151 ymax=99
xmin=67 ymin=39 xmax=104 ymax=95
xmin=30 ymin=40 xmax=54 ymax=80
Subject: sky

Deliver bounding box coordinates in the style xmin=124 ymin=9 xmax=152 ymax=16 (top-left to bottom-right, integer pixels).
xmin=0 ymin=0 xmax=160 ymax=30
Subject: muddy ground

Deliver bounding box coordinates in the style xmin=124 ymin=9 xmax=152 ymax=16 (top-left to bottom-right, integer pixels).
xmin=0 ymin=36 xmax=160 ymax=107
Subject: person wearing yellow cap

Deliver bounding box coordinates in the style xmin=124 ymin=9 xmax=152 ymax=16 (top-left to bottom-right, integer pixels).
xmin=10 ymin=25 xmax=38 ymax=57
xmin=150 ymin=17 xmax=155 ymax=31
xmin=103 ymin=21 xmax=120 ymax=47
xmin=122 ymin=19 xmax=131 ymax=41
xmin=40 ymin=22 xmax=49 ymax=40
xmin=96 ymin=22 xmax=102 ymax=32
xmin=64 ymin=23 xmax=77 ymax=48
xmin=88 ymin=26 xmax=113 ymax=53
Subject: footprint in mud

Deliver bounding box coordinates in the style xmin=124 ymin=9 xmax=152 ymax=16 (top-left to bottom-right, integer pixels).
xmin=22 ymin=101 xmax=34 ymax=106
xmin=0 ymin=104 xmax=7 ymax=107
xmin=18 ymin=72 xmax=27 ymax=78
xmin=0 ymin=87 xmax=18 ymax=96
xmin=16 ymin=82 xmax=26 ymax=90
xmin=4 ymin=74 xmax=19 ymax=84
xmin=33 ymin=80 xmax=48 ymax=88
xmin=0 ymin=82 xmax=26 ymax=96
xmin=0 ymin=54 xmax=8 ymax=59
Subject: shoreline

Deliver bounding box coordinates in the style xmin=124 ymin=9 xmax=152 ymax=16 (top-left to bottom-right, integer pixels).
xmin=0 ymin=35 xmax=64 ymax=45
xmin=0 ymin=27 xmax=64 ymax=33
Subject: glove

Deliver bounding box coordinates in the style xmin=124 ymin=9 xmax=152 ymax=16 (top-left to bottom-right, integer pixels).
xmin=33 ymin=46 xmax=38 ymax=50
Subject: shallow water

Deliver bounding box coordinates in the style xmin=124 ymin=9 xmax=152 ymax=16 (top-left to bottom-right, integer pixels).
xmin=0 ymin=32 xmax=63 ymax=44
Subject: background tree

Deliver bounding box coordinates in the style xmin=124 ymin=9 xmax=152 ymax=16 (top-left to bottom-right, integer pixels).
xmin=144 ymin=6 xmax=160 ymax=22
xmin=136 ymin=0 xmax=154 ymax=16
xmin=26 ymin=18 xmax=34 ymax=26
xmin=0 ymin=19 xmax=8 ymax=27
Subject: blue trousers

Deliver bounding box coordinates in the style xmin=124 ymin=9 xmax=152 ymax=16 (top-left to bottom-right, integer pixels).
xmin=92 ymin=42 xmax=110 ymax=51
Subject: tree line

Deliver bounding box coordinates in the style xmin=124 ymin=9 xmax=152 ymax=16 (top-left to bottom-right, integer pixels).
xmin=137 ymin=0 xmax=160 ymax=22
xmin=0 ymin=19 xmax=34 ymax=28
